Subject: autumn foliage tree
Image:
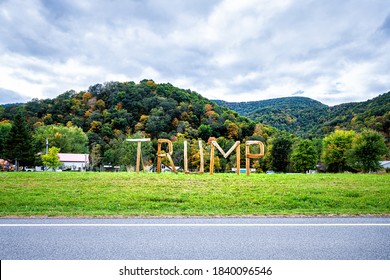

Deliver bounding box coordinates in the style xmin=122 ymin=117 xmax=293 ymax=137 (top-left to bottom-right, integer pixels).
xmin=33 ymin=124 xmax=88 ymax=154
xmin=322 ymin=130 xmax=355 ymax=172
xmin=349 ymin=129 xmax=388 ymax=172
xmin=41 ymin=147 xmax=62 ymax=171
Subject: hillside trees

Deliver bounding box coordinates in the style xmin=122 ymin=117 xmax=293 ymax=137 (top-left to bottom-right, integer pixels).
xmin=214 ymin=92 xmax=390 ymax=141
xmin=215 ymin=97 xmax=328 ymax=137
xmin=33 ymin=124 xmax=88 ymax=153
xmin=198 ymin=124 xmax=212 ymax=141
xmin=145 ymin=107 xmax=172 ymax=138
xmin=3 ymin=81 xmax=260 ymax=157
xmin=2 ymin=80 xmax=388 ymax=173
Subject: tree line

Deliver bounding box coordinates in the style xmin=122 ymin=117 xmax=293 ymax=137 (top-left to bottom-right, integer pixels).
xmin=0 ymin=80 xmax=388 ymax=173
xmin=214 ymin=92 xmax=390 ymax=141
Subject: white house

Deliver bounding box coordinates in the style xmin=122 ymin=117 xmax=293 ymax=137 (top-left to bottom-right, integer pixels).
xmin=380 ymin=161 xmax=390 ymax=169
xmin=58 ymin=153 xmax=89 ymax=171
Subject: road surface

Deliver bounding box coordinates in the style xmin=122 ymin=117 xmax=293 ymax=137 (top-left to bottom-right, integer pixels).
xmin=1 ymin=217 xmax=389 ymax=259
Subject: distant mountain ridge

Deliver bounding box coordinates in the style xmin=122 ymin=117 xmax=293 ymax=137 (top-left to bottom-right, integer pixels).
xmin=214 ymin=96 xmax=326 ymax=116
xmin=213 ymin=92 xmax=390 ymax=139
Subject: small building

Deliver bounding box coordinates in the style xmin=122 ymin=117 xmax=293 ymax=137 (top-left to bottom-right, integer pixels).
xmin=232 ymin=168 xmax=256 ymax=173
xmin=103 ymin=165 xmax=121 ymax=172
xmin=380 ymin=161 xmax=390 ymax=169
xmin=149 ymin=163 xmax=179 ymax=172
xmin=58 ymin=153 xmax=89 ymax=171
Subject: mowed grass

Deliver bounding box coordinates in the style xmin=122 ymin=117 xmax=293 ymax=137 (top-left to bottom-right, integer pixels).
xmin=0 ymin=172 xmax=389 ymax=217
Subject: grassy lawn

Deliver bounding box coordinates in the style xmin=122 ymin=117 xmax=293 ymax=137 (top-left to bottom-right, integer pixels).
xmin=0 ymin=172 xmax=389 ymax=217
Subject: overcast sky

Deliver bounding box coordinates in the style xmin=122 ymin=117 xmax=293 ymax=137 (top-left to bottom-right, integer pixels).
xmin=1 ymin=0 xmax=390 ymax=106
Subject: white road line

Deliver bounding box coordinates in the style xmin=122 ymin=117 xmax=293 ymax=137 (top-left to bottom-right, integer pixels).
xmin=0 ymin=223 xmax=389 ymax=227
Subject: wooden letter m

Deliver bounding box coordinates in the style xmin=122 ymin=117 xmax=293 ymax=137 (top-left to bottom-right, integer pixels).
xmin=210 ymin=140 xmax=241 ymax=175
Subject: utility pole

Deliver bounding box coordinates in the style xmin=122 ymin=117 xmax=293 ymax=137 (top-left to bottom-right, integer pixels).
xmin=44 ymin=138 xmax=49 ymax=171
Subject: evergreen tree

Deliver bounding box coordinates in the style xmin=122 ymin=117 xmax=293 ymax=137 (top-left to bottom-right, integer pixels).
xmin=0 ymin=121 xmax=12 ymax=158
xmin=269 ymin=133 xmax=293 ymax=172
xmin=5 ymin=113 xmax=35 ymax=167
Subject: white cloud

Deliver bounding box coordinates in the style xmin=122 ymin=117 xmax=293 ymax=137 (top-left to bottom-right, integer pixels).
xmin=0 ymin=0 xmax=389 ymax=106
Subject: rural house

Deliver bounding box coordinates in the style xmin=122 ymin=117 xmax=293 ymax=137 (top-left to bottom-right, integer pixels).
xmin=380 ymin=161 xmax=390 ymax=169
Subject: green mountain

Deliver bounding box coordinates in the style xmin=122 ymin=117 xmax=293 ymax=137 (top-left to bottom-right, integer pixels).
xmin=1 ymin=80 xmax=260 ymax=145
xmin=323 ymin=93 xmax=390 ymax=134
xmin=214 ymin=97 xmax=328 ymax=137
xmin=214 ymin=92 xmax=390 ymax=140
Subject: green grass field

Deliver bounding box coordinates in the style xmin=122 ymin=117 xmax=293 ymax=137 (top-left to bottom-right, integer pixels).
xmin=0 ymin=172 xmax=389 ymax=217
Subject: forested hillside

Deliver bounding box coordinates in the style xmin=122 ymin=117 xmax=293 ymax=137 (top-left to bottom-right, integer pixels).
xmin=323 ymin=93 xmax=390 ymax=138
xmin=1 ymin=80 xmax=274 ymax=170
xmin=7 ymin=80 xmax=263 ymax=139
xmin=1 ymin=81 xmax=388 ymax=173
xmin=214 ymin=92 xmax=390 ymax=141
xmin=214 ymin=97 xmax=328 ymax=137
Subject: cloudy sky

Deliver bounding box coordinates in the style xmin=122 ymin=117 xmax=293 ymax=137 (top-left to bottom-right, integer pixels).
xmin=1 ymin=0 xmax=390 ymax=106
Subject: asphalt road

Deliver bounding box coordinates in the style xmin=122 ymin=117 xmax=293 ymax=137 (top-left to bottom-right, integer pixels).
xmin=1 ymin=217 xmax=389 ymax=260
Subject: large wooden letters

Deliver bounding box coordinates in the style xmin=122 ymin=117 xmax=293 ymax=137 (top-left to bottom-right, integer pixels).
xmin=157 ymin=139 xmax=176 ymax=173
xmin=184 ymin=140 xmax=204 ymax=174
xmin=127 ymin=138 xmax=264 ymax=175
xmin=245 ymin=140 xmax=265 ymax=175
xmin=126 ymin=138 xmax=151 ymax=173
xmin=210 ymin=141 xmax=240 ymax=175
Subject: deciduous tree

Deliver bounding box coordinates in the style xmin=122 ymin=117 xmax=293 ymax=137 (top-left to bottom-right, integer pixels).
xmin=291 ymin=139 xmax=317 ymax=173
xmin=322 ymin=130 xmax=355 ymax=172
xmin=349 ymin=129 xmax=388 ymax=172
xmin=41 ymin=147 xmax=62 ymax=171
xmin=33 ymin=124 xmax=88 ymax=153
xmin=198 ymin=124 xmax=212 ymax=141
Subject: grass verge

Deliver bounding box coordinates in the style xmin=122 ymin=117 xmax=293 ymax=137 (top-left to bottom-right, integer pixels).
xmin=0 ymin=172 xmax=389 ymax=217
